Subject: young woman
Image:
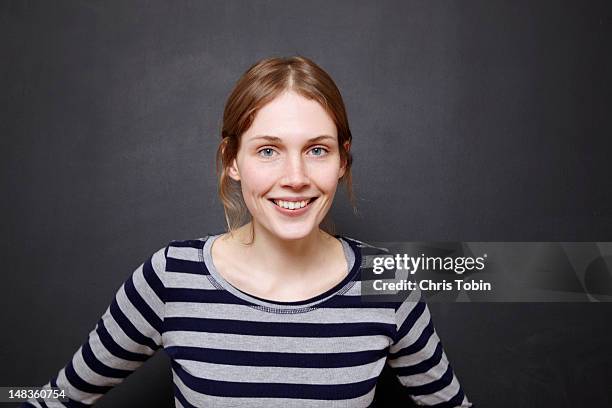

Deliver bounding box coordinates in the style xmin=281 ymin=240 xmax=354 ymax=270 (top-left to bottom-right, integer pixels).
xmin=24 ymin=56 xmax=472 ymax=407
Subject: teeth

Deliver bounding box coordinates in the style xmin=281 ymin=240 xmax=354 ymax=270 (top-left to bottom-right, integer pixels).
xmin=273 ymin=199 xmax=310 ymax=210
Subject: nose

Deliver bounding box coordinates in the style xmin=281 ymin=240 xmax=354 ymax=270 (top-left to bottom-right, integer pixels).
xmin=281 ymin=153 xmax=310 ymax=189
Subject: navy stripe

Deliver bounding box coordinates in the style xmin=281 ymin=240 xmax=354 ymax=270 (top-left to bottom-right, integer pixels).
xmin=172 ymin=360 xmax=379 ymax=400
xmin=170 ymin=239 xmax=206 ymax=249
xmin=396 ymin=301 xmax=426 ymax=340
xmin=400 ymin=318 xmax=435 ymax=355
xmin=402 ymin=362 xmax=454 ymax=396
xmin=389 ymin=318 xmax=435 ymax=359
xmin=109 ymin=298 xmax=159 ymax=351
xmin=64 ymin=360 xmax=111 ymax=395
xmin=165 ymin=286 xmax=398 ymax=309
xmin=141 ymin=257 xmax=166 ymax=303
xmin=392 ymin=341 xmax=443 ymax=377
xmin=173 ymin=383 xmax=198 ymax=408
xmin=124 ymin=272 xmax=163 ymax=333
xmin=164 ymin=317 xmax=395 ymax=338
xmin=81 ymin=341 xmax=132 ymax=379
xmin=20 ymin=402 xmax=46 ymax=408
xmin=165 ymin=346 xmax=388 ymax=368
xmin=165 ymin=288 xmax=252 ymax=304
xmin=166 ymin=257 xmax=207 ymax=274
xmin=360 ymin=267 xmax=399 ymax=279
xmin=95 ymin=319 xmax=149 ymax=362
xmin=50 ymin=376 xmax=91 ymax=407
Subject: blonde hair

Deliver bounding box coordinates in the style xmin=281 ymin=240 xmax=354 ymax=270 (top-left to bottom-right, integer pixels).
xmin=216 ymin=56 xmax=357 ymax=242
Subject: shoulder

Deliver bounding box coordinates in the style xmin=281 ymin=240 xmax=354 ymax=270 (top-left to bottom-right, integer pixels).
xmin=340 ymin=235 xmax=421 ymax=309
xmin=165 ymin=236 xmax=212 ymax=266
xmin=338 ymin=234 xmax=391 ymax=270
xmin=144 ymin=236 xmax=213 ymax=278
xmin=167 ymin=237 xmax=209 ymax=253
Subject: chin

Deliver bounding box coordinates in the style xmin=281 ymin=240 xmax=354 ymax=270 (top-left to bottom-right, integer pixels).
xmin=269 ymin=223 xmax=317 ymax=241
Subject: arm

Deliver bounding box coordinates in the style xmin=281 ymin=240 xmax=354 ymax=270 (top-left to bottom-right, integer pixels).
xmin=22 ymin=246 xmax=168 ymax=407
xmin=386 ymin=290 xmax=473 ymax=407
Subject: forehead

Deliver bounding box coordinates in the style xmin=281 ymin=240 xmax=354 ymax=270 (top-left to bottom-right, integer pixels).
xmin=243 ymin=91 xmax=337 ymax=142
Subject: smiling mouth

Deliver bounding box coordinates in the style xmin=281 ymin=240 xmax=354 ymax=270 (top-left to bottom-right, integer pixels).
xmin=269 ymin=197 xmax=318 ymax=210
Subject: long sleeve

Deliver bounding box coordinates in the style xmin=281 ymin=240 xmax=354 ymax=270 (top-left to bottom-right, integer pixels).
xmin=386 ymin=289 xmax=473 ymax=407
xmin=22 ymin=246 xmax=168 ymax=407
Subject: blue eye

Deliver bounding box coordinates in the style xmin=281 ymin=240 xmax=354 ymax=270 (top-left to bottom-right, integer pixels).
xmin=310 ymin=147 xmax=329 ymax=156
xmin=258 ymin=148 xmax=276 ymax=158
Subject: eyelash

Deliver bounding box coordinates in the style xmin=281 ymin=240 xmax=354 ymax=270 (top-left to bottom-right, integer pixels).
xmin=257 ymin=146 xmax=330 ymax=158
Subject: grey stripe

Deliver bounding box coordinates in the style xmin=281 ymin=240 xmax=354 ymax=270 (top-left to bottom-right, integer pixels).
xmin=56 ymin=368 xmax=100 ymax=405
xmin=342 ymin=280 xmax=362 ymax=296
xmin=71 ymin=345 xmax=122 ymax=387
xmin=164 ymin=272 xmax=217 ymax=290
xmin=165 ymin=302 xmax=394 ymax=324
xmin=389 ymin=330 xmax=440 ymax=367
xmin=132 ymin=264 xmax=165 ymax=319
xmin=115 ymin=283 xmax=161 ymax=345
xmin=390 ymin=304 xmax=431 ymax=352
xmin=396 ymin=357 xmax=450 ymax=386
xmin=167 ymin=246 xmax=201 ymax=261
xmin=101 ymin=311 xmax=156 ymax=355
xmin=413 ymin=376 xmax=464 ymax=406
xmin=164 ymin=332 xmax=391 ymax=353
xmin=88 ymin=327 xmax=142 ymax=371
xmin=394 ymin=291 xmax=423 ymax=329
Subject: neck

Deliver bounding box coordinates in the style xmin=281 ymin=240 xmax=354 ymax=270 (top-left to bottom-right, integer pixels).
xmin=230 ymin=222 xmax=336 ymax=278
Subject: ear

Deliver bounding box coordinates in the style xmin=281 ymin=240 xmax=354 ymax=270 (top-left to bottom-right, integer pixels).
xmin=339 ymin=141 xmax=351 ymax=179
xmin=228 ymin=158 xmax=241 ymax=181
xmin=343 ymin=140 xmax=351 ymax=154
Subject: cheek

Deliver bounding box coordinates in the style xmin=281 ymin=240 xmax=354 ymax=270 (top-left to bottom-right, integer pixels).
xmin=240 ymin=162 xmax=274 ymax=196
xmin=310 ymin=162 xmax=342 ymax=192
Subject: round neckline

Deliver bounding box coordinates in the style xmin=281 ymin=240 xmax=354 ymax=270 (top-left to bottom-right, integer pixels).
xmin=200 ymin=233 xmax=362 ymax=311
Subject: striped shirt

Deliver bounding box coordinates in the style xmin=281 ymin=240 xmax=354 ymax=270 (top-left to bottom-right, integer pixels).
xmin=23 ymin=233 xmax=472 ymax=407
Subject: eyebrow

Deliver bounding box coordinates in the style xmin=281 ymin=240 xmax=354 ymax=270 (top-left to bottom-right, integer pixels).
xmin=249 ymin=134 xmax=336 ymax=144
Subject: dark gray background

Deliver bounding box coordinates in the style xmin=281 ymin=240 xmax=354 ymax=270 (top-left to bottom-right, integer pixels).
xmin=3 ymin=1 xmax=612 ymax=407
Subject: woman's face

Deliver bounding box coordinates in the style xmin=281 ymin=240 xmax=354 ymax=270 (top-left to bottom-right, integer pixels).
xmin=228 ymin=90 xmax=347 ymax=241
